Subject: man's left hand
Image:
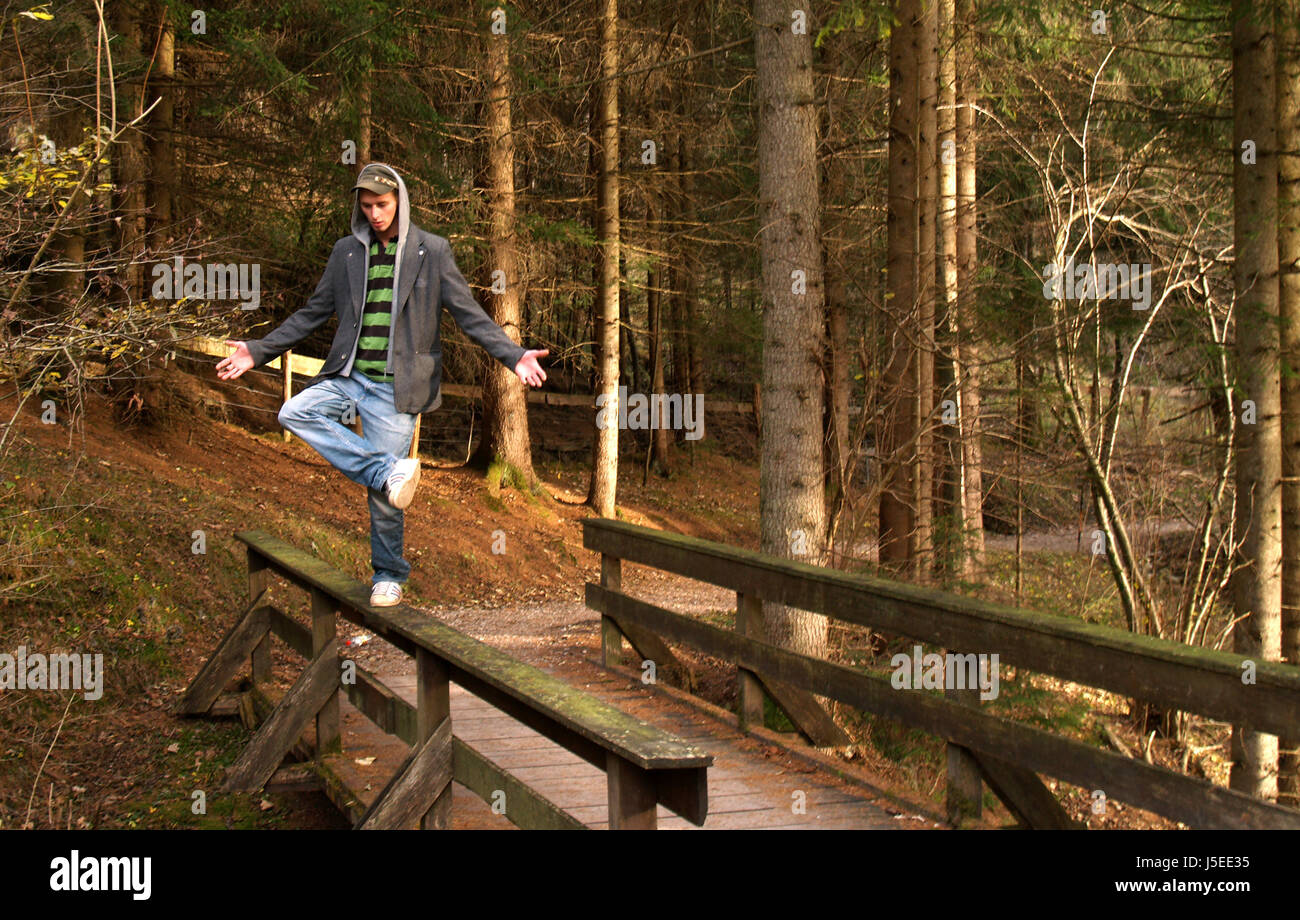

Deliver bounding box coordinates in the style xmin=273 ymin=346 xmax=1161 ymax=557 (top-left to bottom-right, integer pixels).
xmin=515 ymin=349 xmax=549 ymax=388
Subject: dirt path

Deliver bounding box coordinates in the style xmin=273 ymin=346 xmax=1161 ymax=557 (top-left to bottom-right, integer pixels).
xmin=347 ymin=565 xmax=737 ymax=680
xmin=983 ymin=518 xmax=1195 ymax=554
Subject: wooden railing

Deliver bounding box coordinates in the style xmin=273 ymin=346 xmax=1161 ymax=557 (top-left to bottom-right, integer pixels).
xmin=583 ymin=519 xmax=1300 ymax=830
xmin=180 ymin=530 xmax=711 ymax=829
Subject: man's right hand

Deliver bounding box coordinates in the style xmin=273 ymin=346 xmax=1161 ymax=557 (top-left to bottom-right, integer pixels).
xmin=217 ymin=340 xmax=255 ymax=380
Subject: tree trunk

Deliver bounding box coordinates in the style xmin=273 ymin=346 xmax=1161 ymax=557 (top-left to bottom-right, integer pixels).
xmin=42 ymin=107 xmax=87 ymax=316
xmin=676 ymin=132 xmax=698 ymax=401
xmin=587 ymin=0 xmax=621 ymax=517
xmin=647 ymin=196 xmax=671 ymax=475
xmin=1231 ymin=0 xmax=1282 ymax=801
xmin=470 ymin=23 xmax=537 ymax=489
xmin=951 ymin=0 xmax=977 ymax=579
xmin=755 ymin=0 xmax=828 ymax=658
xmin=821 ymin=38 xmax=852 ymax=565
xmin=142 ymin=5 xmax=174 ymax=250
xmin=881 ymin=0 xmax=921 ymax=571
xmin=914 ymin=0 xmax=939 ymax=578
xmin=936 ymin=0 xmax=961 ymax=577
xmin=955 ymin=0 xmax=984 ymax=576
xmin=146 ymin=4 xmax=174 ymax=251
xmin=1275 ymin=0 xmax=1300 ymax=807
xmin=112 ymin=4 xmax=147 ymax=304
xmin=359 ymin=63 xmax=372 ymax=165
xmin=668 ymin=126 xmax=687 ymax=401
xmin=621 ymin=264 xmax=640 ymax=393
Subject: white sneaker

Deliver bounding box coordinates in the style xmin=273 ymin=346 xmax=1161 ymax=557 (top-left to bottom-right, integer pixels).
xmin=370 ymin=581 xmax=403 ymax=607
xmin=385 ymin=458 xmax=420 ymax=509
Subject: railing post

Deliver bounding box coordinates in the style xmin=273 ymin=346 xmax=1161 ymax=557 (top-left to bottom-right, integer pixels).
xmin=281 ymin=350 xmax=293 ymax=443
xmin=735 ymin=592 xmax=765 ymax=731
xmin=600 ymin=553 xmax=624 ymax=668
xmin=945 ymin=649 xmax=983 ymax=825
xmin=607 ymin=754 xmax=657 ymax=829
xmin=249 ymin=548 xmax=271 ymax=683
xmin=417 ymin=647 xmax=452 ymax=829
xmin=311 ymin=588 xmax=341 ymax=754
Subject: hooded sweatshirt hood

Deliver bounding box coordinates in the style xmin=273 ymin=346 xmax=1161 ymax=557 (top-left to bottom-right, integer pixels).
xmin=351 ymin=161 xmax=411 ymax=254
xmin=345 ymin=162 xmax=412 ymax=377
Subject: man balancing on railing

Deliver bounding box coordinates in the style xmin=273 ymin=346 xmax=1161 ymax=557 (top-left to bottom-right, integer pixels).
xmin=215 ymin=163 xmax=548 ymax=608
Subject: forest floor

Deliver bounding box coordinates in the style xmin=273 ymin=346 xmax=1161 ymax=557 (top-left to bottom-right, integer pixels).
xmin=0 ymin=358 xmax=1227 ymax=830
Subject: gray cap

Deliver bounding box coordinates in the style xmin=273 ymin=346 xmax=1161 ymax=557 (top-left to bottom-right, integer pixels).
xmin=352 ymin=164 xmax=399 ymax=195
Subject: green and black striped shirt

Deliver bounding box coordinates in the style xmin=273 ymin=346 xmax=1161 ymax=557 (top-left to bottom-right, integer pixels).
xmin=353 ymin=234 xmax=398 ymax=383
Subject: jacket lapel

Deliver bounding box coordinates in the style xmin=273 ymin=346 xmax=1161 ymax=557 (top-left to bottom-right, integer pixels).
xmin=393 ymin=239 xmax=426 ymax=321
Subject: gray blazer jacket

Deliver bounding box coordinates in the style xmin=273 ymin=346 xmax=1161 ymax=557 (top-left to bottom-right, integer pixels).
xmin=246 ymin=219 xmax=525 ymax=414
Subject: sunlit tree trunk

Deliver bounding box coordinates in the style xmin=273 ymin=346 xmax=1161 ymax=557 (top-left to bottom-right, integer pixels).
xmin=587 ymin=0 xmax=621 ymax=516
xmin=1231 ymin=0 xmax=1282 ymax=801
xmin=1275 ymin=0 xmax=1300 ymax=806
xmin=755 ymin=0 xmax=828 ymax=657
xmin=956 ymin=0 xmax=984 ymax=576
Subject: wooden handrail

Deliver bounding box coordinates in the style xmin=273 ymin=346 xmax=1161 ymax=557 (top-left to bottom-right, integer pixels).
xmin=583 ymin=518 xmax=1300 ymax=830
xmin=184 ymin=529 xmax=712 ymax=829
xmin=262 ymin=602 xmax=586 ymax=829
xmin=235 ymin=530 xmax=710 ymax=773
xmin=583 ymin=519 xmax=1300 ymax=736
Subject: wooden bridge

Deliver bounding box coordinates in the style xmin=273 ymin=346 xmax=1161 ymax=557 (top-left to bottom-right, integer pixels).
xmin=177 ymin=521 xmax=1300 ymax=830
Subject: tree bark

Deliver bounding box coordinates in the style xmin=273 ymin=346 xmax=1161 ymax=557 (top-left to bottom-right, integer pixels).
xmin=755 ymin=0 xmax=828 ymax=658
xmin=112 ymin=3 xmax=147 ymax=303
xmin=676 ymin=132 xmax=698 ymax=401
xmin=881 ymin=0 xmax=921 ymax=571
xmin=146 ymin=4 xmax=174 ymax=251
xmin=44 ymin=108 xmax=87 ymax=315
xmin=937 ymin=0 xmax=961 ymax=575
xmin=821 ymin=37 xmax=852 ymax=564
xmin=470 ymin=22 xmax=537 ymax=489
xmin=1231 ymin=0 xmax=1282 ymax=801
xmin=914 ymin=0 xmax=939 ymax=577
xmin=359 ymin=65 xmax=372 ymax=165
xmin=955 ymin=0 xmax=984 ymax=576
xmin=647 ymin=196 xmax=671 ymax=475
xmin=1275 ymin=0 xmax=1300 ymax=807
xmin=587 ymin=0 xmax=621 ymax=517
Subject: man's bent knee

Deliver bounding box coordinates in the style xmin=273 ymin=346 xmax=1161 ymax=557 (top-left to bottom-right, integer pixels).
xmin=277 ymin=399 xmax=300 ymax=429
xmin=278 ymin=391 xmax=319 ymax=430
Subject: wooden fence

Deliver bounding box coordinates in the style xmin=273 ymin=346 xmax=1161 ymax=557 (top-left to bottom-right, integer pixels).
xmin=180 ymin=529 xmax=711 ymax=829
xmin=584 ymin=519 xmax=1300 ymax=829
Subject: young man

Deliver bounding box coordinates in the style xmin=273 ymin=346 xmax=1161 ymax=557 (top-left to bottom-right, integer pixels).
xmin=216 ymin=163 xmax=548 ymax=606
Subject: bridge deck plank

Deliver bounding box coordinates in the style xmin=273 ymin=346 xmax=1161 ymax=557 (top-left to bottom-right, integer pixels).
xmin=359 ymin=662 xmax=918 ymax=829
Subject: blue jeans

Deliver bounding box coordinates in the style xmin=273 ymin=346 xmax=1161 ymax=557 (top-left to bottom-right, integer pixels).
xmin=277 ymin=370 xmax=418 ymax=585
